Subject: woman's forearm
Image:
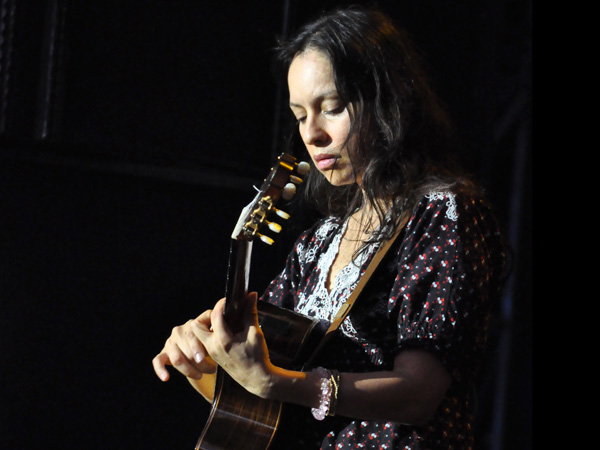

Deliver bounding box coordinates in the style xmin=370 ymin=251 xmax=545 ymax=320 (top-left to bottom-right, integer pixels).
xmin=265 ymin=349 xmax=451 ymax=425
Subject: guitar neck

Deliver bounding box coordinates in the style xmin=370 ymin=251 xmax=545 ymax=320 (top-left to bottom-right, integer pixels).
xmin=223 ymin=239 xmax=252 ymax=332
xmin=195 ymin=153 xmax=311 ymax=450
xmin=220 ymin=153 xmax=309 ymax=333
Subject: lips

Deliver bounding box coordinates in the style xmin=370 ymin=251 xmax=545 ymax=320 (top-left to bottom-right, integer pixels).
xmin=313 ymin=153 xmax=339 ymax=170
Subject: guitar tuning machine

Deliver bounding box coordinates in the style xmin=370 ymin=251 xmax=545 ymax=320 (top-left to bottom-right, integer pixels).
xmin=258 ymin=196 xmax=274 ymax=211
xmin=258 ymin=234 xmax=275 ymax=245
xmin=266 ymin=221 xmax=282 ymax=233
xmin=258 ymin=195 xmax=290 ymax=221
xmin=288 ymin=175 xmax=303 ymax=184
xmin=274 ymin=208 xmax=290 ymax=220
xmin=282 ymin=183 xmax=296 ymax=201
xmin=296 ymin=161 xmax=310 ymax=176
xmin=242 ymin=220 xmax=275 ymax=245
xmin=242 ymin=194 xmax=286 ymax=243
xmin=282 ymin=160 xmax=309 ymax=201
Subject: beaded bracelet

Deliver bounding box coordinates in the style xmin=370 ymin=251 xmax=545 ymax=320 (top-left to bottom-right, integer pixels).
xmin=311 ymin=367 xmax=340 ymax=420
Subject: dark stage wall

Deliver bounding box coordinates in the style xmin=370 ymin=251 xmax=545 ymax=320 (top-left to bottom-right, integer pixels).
xmin=1 ymin=1 xmax=531 ymax=449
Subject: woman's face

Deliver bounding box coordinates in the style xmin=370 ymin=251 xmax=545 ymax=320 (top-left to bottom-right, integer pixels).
xmin=287 ymin=50 xmax=357 ymax=186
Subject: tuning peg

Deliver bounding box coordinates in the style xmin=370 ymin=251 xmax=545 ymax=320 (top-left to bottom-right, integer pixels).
xmin=274 ymin=208 xmax=290 ymax=220
xmin=258 ymin=234 xmax=275 ymax=245
xmin=267 ymin=221 xmax=282 ymax=233
xmin=296 ymin=161 xmax=310 ymax=176
xmin=282 ymin=182 xmax=296 ymax=200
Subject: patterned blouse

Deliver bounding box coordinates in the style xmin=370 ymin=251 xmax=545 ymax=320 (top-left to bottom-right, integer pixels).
xmin=261 ymin=189 xmax=507 ymax=450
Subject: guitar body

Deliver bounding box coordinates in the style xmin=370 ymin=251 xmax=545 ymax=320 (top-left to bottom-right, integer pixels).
xmin=196 ymin=302 xmax=322 ymax=450
xmin=195 ymin=371 xmax=281 ymax=450
xmin=194 ymin=154 xmax=317 ymax=450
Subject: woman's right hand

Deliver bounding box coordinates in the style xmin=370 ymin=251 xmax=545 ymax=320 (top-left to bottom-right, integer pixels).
xmin=152 ymin=308 xmax=218 ymax=382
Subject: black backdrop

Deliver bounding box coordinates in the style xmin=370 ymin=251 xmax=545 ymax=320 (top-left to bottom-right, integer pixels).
xmin=0 ymin=1 xmax=531 ymax=449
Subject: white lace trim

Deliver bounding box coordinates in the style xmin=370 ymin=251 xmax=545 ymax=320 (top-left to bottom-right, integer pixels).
xmin=295 ymin=218 xmax=376 ymax=339
xmin=425 ymin=191 xmax=458 ymax=221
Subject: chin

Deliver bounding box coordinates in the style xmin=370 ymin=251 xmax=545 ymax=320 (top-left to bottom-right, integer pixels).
xmin=323 ymin=173 xmax=356 ymax=187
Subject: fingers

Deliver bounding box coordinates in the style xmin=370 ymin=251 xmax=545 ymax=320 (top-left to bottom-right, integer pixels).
xmin=182 ymin=319 xmax=210 ymax=363
xmin=244 ymin=292 xmax=259 ymax=326
xmin=153 ymin=295 xmax=263 ymax=383
xmin=152 ymin=312 xmax=217 ymax=382
xmin=208 ymin=294 xmax=259 ymax=346
xmin=242 ymin=292 xmax=264 ymax=345
xmin=152 ymin=339 xmax=206 ymax=382
xmin=209 ymin=299 xmax=234 ymax=347
xmin=152 ymin=352 xmax=172 ymax=381
xmin=196 ymin=308 xmax=213 ymax=330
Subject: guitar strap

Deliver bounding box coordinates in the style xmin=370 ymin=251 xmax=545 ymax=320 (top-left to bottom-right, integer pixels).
xmin=303 ymin=214 xmax=409 ymax=369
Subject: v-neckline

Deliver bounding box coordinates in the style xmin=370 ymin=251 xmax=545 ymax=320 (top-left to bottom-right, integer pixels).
xmin=324 ymin=216 xmax=374 ymax=296
xmin=324 ymin=217 xmax=351 ymax=296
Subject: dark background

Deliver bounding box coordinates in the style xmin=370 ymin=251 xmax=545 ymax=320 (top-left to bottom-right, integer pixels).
xmin=0 ymin=1 xmax=531 ymax=449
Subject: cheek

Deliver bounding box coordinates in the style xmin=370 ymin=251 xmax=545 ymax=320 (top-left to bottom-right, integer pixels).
xmin=334 ymin=118 xmax=352 ymax=146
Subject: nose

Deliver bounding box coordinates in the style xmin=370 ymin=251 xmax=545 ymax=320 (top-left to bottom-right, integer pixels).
xmin=301 ymin=114 xmax=328 ymax=146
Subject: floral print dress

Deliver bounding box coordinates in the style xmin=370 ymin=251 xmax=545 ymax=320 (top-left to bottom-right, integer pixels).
xmin=260 ymin=190 xmax=507 ymax=450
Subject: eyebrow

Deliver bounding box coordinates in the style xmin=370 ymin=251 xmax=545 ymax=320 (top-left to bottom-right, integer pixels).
xmin=289 ymin=90 xmax=339 ymax=108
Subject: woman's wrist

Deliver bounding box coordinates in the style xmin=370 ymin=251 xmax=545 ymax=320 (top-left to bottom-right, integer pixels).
xmin=257 ymin=365 xmax=298 ymax=400
xmin=258 ymin=365 xmax=322 ymax=409
xmin=311 ymin=367 xmax=340 ymax=420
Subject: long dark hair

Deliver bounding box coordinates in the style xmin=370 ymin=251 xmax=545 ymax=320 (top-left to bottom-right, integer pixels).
xmin=277 ymin=6 xmax=468 ymax=241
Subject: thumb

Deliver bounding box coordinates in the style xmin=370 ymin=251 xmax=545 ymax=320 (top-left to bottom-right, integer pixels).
xmin=243 ymin=291 xmax=259 ymax=326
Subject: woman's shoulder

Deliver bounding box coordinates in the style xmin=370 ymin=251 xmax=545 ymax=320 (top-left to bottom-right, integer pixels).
xmin=403 ymin=182 xmax=505 ymax=252
xmin=411 ymin=181 xmax=494 ymax=222
xmin=408 ymin=182 xmax=507 ymax=262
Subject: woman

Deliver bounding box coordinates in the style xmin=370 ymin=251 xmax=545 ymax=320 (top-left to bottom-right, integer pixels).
xmin=153 ymin=6 xmax=507 ymax=449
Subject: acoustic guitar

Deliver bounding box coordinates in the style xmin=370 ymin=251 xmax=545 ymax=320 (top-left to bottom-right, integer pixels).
xmin=195 ymin=153 xmax=323 ymax=450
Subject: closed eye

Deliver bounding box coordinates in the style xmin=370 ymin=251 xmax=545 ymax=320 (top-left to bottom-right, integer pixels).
xmin=324 ymin=105 xmax=345 ymax=116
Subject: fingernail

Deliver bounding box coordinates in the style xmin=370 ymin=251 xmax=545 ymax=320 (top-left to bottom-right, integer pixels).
xmin=195 ymin=352 xmax=203 ymax=363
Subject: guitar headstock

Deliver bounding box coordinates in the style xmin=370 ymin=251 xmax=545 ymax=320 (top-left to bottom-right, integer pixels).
xmin=231 ymin=153 xmax=310 ymax=245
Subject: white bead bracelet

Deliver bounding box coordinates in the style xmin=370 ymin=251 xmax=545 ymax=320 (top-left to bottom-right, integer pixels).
xmin=311 ymin=367 xmax=340 ymax=420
